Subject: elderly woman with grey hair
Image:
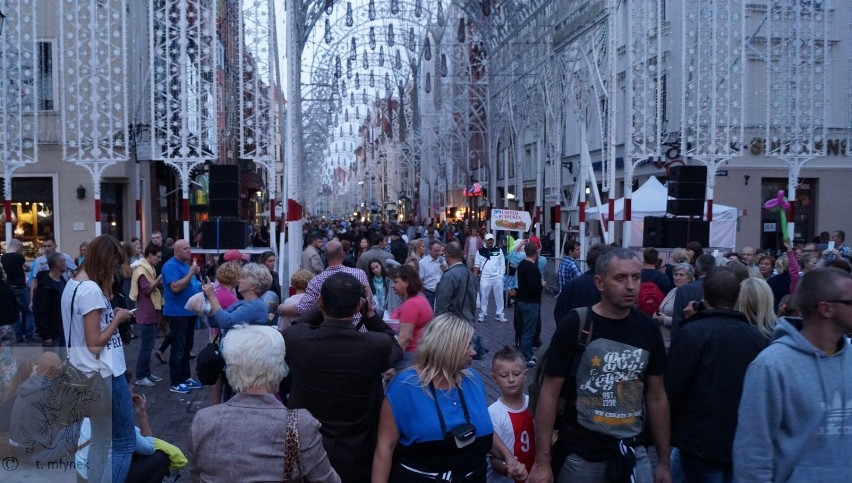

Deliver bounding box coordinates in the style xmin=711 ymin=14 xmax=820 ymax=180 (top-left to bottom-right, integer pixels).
xmin=202 ymin=263 xmax=273 ymax=334
xmin=654 ymin=262 xmax=695 ymax=348
xmin=188 ymin=325 xmax=340 ymax=482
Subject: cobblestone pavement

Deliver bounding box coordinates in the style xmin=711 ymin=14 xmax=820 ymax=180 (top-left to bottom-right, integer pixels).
xmin=1 ymin=291 xmax=558 ymax=481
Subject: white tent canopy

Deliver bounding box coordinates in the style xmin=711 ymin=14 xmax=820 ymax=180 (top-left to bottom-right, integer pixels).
xmin=586 ymin=176 xmax=738 ymax=249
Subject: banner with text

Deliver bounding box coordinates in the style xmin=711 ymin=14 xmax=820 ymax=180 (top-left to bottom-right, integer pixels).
xmin=490 ymin=209 xmax=532 ymax=233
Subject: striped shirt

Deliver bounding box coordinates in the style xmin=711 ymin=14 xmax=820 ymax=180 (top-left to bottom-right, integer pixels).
xmin=296 ymin=264 xmax=373 ymax=330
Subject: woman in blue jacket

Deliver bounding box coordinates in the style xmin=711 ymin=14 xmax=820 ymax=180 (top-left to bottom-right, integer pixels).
xmin=202 ymin=263 xmax=272 ymax=334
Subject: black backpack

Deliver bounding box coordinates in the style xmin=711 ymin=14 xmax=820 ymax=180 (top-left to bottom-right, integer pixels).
xmin=528 ymin=307 xmax=594 ymax=417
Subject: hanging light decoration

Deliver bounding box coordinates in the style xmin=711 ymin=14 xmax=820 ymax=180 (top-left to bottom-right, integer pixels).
xmin=378 ymin=46 xmax=385 ymax=66
xmin=415 ymin=0 xmax=422 ymax=17
xmin=350 ymin=37 xmax=357 ymax=61
xmin=355 ymin=72 xmax=360 ymax=89
xmin=350 ymin=92 xmax=355 ymax=107
xmin=355 ymin=106 xmax=360 ymax=119
xmin=482 ymin=0 xmax=491 ymax=16
xmin=395 ymin=49 xmax=402 ymax=69
xmin=341 ymin=78 xmax=347 ymax=93
xmin=349 ymin=125 xmax=353 ymax=136
xmin=369 ymin=27 xmax=376 ymax=50
xmin=387 ymin=23 xmax=395 ymax=47
xmin=362 ymin=50 xmax=369 ymax=69
xmin=458 ymin=18 xmax=466 ymax=43
xmin=345 ymin=1 xmax=353 ymax=27
xmin=339 ymin=126 xmax=344 ymax=137
xmin=334 ymin=55 xmax=342 ymax=78
xmin=324 ymin=18 xmax=332 ymax=44
xmin=441 ymin=54 xmax=448 ymax=77
xmin=385 ymin=72 xmax=391 ymax=91
xmin=369 ymin=70 xmax=375 ymax=87
xmin=346 ymin=58 xmax=352 ymax=79
xmin=408 ymin=27 xmax=416 ymax=52
xmin=425 ymin=72 xmax=432 ymax=93
xmin=345 ymin=109 xmax=349 ymax=122
xmin=368 ymin=0 xmax=376 ymax=21
xmin=391 ymin=0 xmax=399 ymax=15
xmin=362 ymin=88 xmax=368 ymax=105
xmin=437 ymin=1 xmax=444 ymax=27
xmin=325 ymin=0 xmax=333 ymax=15
xmin=424 ymin=36 xmax=432 ymax=60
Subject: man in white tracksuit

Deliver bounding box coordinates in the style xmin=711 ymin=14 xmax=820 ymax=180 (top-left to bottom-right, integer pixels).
xmin=475 ymin=233 xmax=507 ymax=323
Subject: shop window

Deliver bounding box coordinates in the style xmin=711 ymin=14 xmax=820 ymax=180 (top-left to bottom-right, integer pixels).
xmin=0 ymin=177 xmax=55 ymax=255
xmin=761 ymin=177 xmax=817 ymax=251
xmin=100 ymin=182 xmax=125 ymax=240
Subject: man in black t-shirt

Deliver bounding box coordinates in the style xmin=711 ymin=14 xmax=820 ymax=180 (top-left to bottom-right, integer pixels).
xmin=529 ymin=248 xmax=671 ymax=483
xmin=1 ymin=239 xmax=30 ymax=342
xmin=516 ymin=242 xmax=543 ymax=368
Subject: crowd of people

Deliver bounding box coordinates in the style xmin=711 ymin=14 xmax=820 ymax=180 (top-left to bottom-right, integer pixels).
xmin=0 ymin=218 xmax=849 ymax=482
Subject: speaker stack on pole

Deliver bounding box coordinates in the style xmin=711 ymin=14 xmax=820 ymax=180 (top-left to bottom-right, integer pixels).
xmin=643 ymin=166 xmax=711 ymax=248
xmin=201 ymin=165 xmax=248 ymax=249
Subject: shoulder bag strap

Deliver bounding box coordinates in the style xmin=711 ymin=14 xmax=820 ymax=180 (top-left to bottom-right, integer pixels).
xmin=65 ymin=282 xmax=83 ymax=352
xmin=283 ymin=408 xmax=304 ymax=482
xmin=569 ymin=307 xmax=594 ymax=378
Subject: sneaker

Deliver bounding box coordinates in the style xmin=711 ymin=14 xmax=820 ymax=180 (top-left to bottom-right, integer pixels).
xmin=496 ymin=318 xmax=508 ymax=323
xmin=476 ymin=319 xmax=486 ymax=324
xmin=526 ymin=357 xmax=537 ymax=368
xmin=170 ymin=384 xmax=191 ymax=394
xmin=149 ymin=374 xmax=163 ymax=382
xmin=136 ymin=377 xmax=156 ymax=387
xmin=184 ymin=378 xmax=203 ymax=389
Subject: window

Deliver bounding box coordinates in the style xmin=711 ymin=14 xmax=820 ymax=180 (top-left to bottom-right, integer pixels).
xmin=21 ymin=41 xmax=55 ymax=112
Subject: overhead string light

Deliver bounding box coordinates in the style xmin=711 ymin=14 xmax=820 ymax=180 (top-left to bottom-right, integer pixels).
xmin=346 ymin=58 xmax=353 ymax=79
xmin=408 ymin=27 xmax=416 ymax=52
xmin=346 ymin=1 xmax=353 ymax=27
xmin=379 ymin=46 xmax=385 ymax=66
xmin=355 ymin=106 xmax=360 ymax=119
xmin=391 ymin=0 xmax=399 ymax=15
xmin=369 ymin=70 xmax=375 ymax=87
xmin=325 ymin=18 xmax=332 ymax=44
xmin=458 ymin=18 xmax=466 ymax=43
xmin=395 ymin=49 xmax=402 ymax=69
xmin=385 ymin=72 xmax=391 ymax=91
xmin=424 ymin=36 xmax=432 ymax=60
xmin=387 ymin=23 xmax=395 ymax=47
xmin=325 ymin=0 xmax=333 ymax=15
xmin=334 ymin=55 xmax=342 ymax=78
xmin=350 ymin=92 xmax=355 ymax=107
xmin=350 ymin=36 xmax=357 ymax=61
xmin=363 ymin=88 xmax=368 ymax=105
xmin=345 ymin=109 xmax=349 ymax=122
xmin=363 ymin=50 xmax=369 ymax=69
xmin=341 ymin=78 xmax=347 ymax=93
xmin=437 ymin=1 xmax=444 ymax=27
xmin=415 ymin=0 xmax=422 ymax=17
xmin=441 ymin=53 xmax=448 ymax=77
xmin=369 ymin=27 xmax=376 ymax=50
xmin=368 ymin=0 xmax=376 ymax=21
xmin=355 ymin=72 xmax=360 ymax=89
xmin=425 ymin=72 xmax=432 ymax=93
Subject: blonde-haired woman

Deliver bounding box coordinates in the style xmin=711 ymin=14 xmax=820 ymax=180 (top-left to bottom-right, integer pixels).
xmin=735 ymin=277 xmax=778 ymax=340
xmin=372 ymin=314 xmax=527 ymax=482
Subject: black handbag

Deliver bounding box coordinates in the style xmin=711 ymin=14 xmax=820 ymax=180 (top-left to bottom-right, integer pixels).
xmin=196 ymin=333 xmax=224 ymax=385
xmin=50 ymin=282 xmax=107 ymax=425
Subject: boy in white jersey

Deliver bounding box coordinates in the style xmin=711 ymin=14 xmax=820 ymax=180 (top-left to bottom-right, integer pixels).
xmin=488 ymin=346 xmax=536 ymax=482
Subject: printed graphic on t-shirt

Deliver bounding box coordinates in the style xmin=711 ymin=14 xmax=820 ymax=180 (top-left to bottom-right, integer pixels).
xmin=575 ymin=337 xmax=649 ymax=439
xmin=507 ymin=409 xmax=535 ymax=473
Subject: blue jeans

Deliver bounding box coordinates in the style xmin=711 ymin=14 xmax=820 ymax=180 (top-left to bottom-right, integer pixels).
xmin=516 ymin=301 xmax=540 ymax=362
xmin=12 ymin=286 xmax=34 ymax=340
xmin=557 ymin=447 xmax=653 ymax=483
xmin=88 ymin=374 xmax=135 ymax=483
xmin=679 ymin=451 xmax=733 ymax=483
xmin=423 ymin=289 xmax=436 ymax=308
xmin=135 ymin=323 xmax=158 ymax=379
xmin=167 ymin=315 xmax=196 ymax=386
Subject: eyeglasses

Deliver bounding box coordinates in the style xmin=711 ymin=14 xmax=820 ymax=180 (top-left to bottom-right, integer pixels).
xmin=824 ymin=300 xmax=852 ymax=306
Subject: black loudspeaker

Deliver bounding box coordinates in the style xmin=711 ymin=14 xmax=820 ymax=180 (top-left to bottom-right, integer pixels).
xmin=643 ymin=217 xmax=666 ymax=247
xmin=667 ymin=199 xmax=704 ymax=218
xmin=667 ymin=181 xmax=705 ymax=199
xmin=208 ymin=165 xmax=240 ymax=218
xmin=201 ymin=220 xmax=248 ymax=249
xmin=668 ymin=165 xmax=707 ymax=183
xmin=665 ymin=219 xmax=710 ymax=248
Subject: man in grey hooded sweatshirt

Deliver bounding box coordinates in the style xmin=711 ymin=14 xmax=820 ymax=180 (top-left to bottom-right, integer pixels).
xmin=734 ymin=267 xmax=852 ymax=481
